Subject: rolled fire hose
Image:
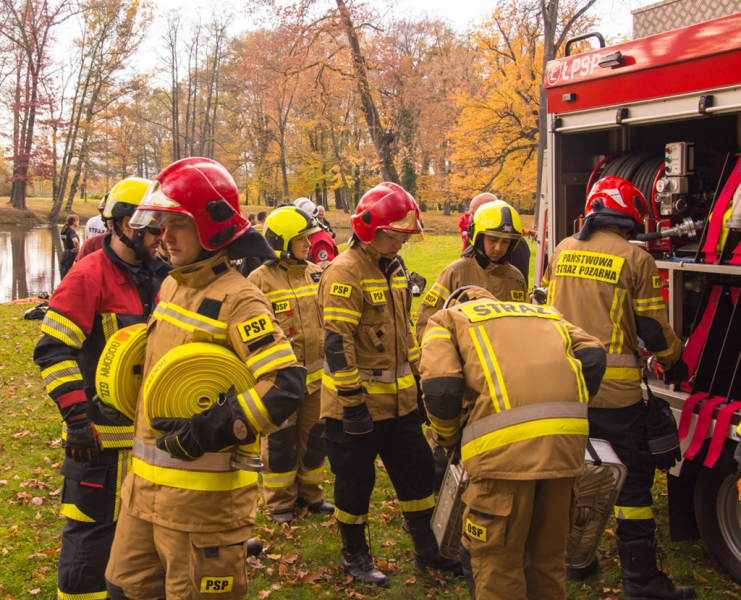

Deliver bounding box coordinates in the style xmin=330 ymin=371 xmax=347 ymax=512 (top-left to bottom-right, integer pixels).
xmin=95 ymin=323 xmax=147 ymax=420
xmin=143 ymin=343 xmax=261 ymax=469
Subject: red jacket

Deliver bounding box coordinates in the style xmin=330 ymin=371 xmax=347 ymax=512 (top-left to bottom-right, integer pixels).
xmin=76 ymin=233 xmax=106 ymax=262
xmin=34 ymin=237 xmax=170 ymax=447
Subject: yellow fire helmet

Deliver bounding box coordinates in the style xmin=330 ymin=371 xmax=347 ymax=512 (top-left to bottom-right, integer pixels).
xmin=263 ymin=205 xmax=320 ymax=258
xmin=102 ymin=177 xmax=152 ymax=220
xmin=470 ymin=200 xmax=523 ymax=250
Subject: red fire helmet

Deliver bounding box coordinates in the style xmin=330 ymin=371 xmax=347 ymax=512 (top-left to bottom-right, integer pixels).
xmin=130 ymin=157 xmax=248 ymax=250
xmin=585 ymin=176 xmax=649 ymax=225
xmin=350 ymin=182 xmax=423 ymax=244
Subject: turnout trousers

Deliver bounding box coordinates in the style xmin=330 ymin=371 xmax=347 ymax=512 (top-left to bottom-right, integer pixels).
xmin=461 ymin=477 xmax=576 ymax=600
xmin=589 ymin=400 xmax=656 ymax=541
xmin=105 ymin=486 xmax=253 ymax=600
xmin=57 ymin=449 xmax=130 ymax=600
xmin=261 ymin=389 xmax=327 ymax=511
xmin=323 ymin=410 xmax=436 ymax=525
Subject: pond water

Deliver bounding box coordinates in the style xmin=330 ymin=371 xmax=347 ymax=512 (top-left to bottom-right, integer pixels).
xmin=0 ymin=223 xmax=76 ymax=303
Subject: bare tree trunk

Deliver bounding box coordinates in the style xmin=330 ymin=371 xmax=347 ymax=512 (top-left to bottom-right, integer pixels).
xmin=335 ymin=0 xmax=399 ymax=183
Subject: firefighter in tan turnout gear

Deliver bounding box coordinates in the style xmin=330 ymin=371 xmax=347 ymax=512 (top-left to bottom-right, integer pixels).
xmin=249 ymin=205 xmax=333 ymax=524
xmin=542 ymin=176 xmax=694 ymax=600
xmin=420 ymin=286 xmax=606 ymax=600
xmin=319 ymin=182 xmax=461 ymax=588
xmin=416 ymin=199 xmax=528 ymax=347
xmin=104 ymin=158 xmax=306 ymax=600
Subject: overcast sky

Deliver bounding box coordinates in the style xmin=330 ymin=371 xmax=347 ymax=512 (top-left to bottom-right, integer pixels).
xmin=150 ymin=0 xmax=656 ymax=40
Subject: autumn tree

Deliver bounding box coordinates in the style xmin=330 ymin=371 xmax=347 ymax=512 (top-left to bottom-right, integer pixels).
xmin=0 ymin=0 xmax=71 ymax=211
xmin=49 ymin=0 xmax=150 ymax=221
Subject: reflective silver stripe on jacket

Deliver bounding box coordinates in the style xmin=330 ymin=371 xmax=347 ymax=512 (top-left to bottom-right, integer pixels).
xmin=461 ymin=402 xmax=588 ymax=446
xmin=133 ymin=438 xmax=235 ymax=472
xmin=605 ymin=354 xmax=640 ymax=367
xmin=358 ymin=362 xmax=412 ymax=384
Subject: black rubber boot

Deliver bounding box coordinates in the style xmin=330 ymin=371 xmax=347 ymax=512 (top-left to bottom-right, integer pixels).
xmin=459 ymin=545 xmax=476 ymax=599
xmin=567 ymin=556 xmax=599 ymax=581
xmin=338 ymin=523 xmax=389 ymax=588
xmin=618 ymin=539 xmax=696 ymax=600
xmin=271 ymin=509 xmax=295 ymax=525
xmin=407 ymin=518 xmax=463 ymax=575
xmin=308 ymin=500 xmax=335 ymax=513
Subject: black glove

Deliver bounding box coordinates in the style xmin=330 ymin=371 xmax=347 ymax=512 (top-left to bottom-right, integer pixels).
xmin=663 ymin=358 xmax=689 ymax=386
xmin=446 ymin=444 xmax=462 ymax=465
xmin=646 ymin=391 xmax=682 ymax=470
xmin=342 ymin=403 xmax=373 ymax=435
xmin=152 ymin=390 xmax=256 ymax=461
xmin=64 ymin=413 xmax=103 ymax=466
xmin=93 ymin=395 xmax=133 ymax=427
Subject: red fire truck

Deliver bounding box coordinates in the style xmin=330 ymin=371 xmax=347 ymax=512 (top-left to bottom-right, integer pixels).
xmin=537 ymin=12 xmax=741 ymax=583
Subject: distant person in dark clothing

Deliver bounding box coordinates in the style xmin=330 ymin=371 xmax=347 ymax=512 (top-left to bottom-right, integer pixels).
xmin=60 ymin=215 xmax=80 ymax=279
xmin=248 ymin=213 xmax=257 ymax=226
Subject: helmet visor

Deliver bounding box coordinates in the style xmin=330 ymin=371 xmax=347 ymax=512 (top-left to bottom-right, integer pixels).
xmin=384 ymin=209 xmax=424 ymax=242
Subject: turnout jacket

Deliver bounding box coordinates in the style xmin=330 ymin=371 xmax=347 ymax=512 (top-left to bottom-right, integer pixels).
xmin=318 ymin=241 xmax=420 ymax=422
xmin=416 ymin=253 xmax=528 ymax=346
xmin=34 ymin=236 xmax=170 ymax=449
xmin=542 ymin=227 xmax=682 ymax=408
xmin=419 ymin=294 xmax=605 ymax=482
xmin=125 ymin=252 xmax=305 ymax=532
xmin=248 ymin=260 xmax=324 ymax=394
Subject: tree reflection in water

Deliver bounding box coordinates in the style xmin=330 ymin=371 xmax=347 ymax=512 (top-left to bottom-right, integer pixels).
xmin=0 ymin=224 xmax=65 ymax=302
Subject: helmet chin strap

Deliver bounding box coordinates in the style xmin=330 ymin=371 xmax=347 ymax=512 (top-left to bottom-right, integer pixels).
xmin=113 ymin=219 xmax=146 ymax=259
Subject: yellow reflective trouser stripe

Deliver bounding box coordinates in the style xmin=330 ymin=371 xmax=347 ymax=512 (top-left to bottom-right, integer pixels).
xmin=335 ymin=507 xmax=367 ymax=524
xmin=238 ymin=388 xmax=272 ymax=434
xmin=552 ymin=321 xmax=588 ymax=403
xmin=608 ymin=288 xmax=626 ymax=354
xmin=62 ymin=424 xmax=134 ymax=449
xmin=247 ymin=343 xmax=296 ymax=378
xmin=263 ymin=471 xmax=298 ymax=488
xmin=615 ymin=506 xmax=654 ymax=520
xmin=322 ymin=374 xmax=338 ymax=391
xmin=603 ymin=367 xmax=642 ymax=381
xmin=57 ymin=588 xmax=109 ymax=600
xmin=408 ymin=346 xmax=420 ymax=362
xmin=323 ymin=307 xmax=362 ymax=324
xmin=132 ymin=457 xmax=258 ymax=491
xmin=298 ymin=465 xmax=324 ymax=482
xmin=60 ymin=503 xmax=95 ymax=522
xmin=363 ymin=373 xmax=416 ymax=395
xmin=461 ymin=417 xmax=589 ymax=463
xmin=470 ymin=326 xmax=510 ymax=412
xmin=42 ymin=311 xmax=86 ymax=349
xmin=399 ymin=495 xmax=436 ymax=513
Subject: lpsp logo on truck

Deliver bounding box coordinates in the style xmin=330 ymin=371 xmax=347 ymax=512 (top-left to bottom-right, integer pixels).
xmin=546 ymin=53 xmax=604 ymax=86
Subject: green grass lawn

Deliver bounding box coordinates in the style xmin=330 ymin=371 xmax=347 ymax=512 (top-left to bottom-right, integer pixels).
xmin=1 ymin=237 xmax=739 ymax=598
